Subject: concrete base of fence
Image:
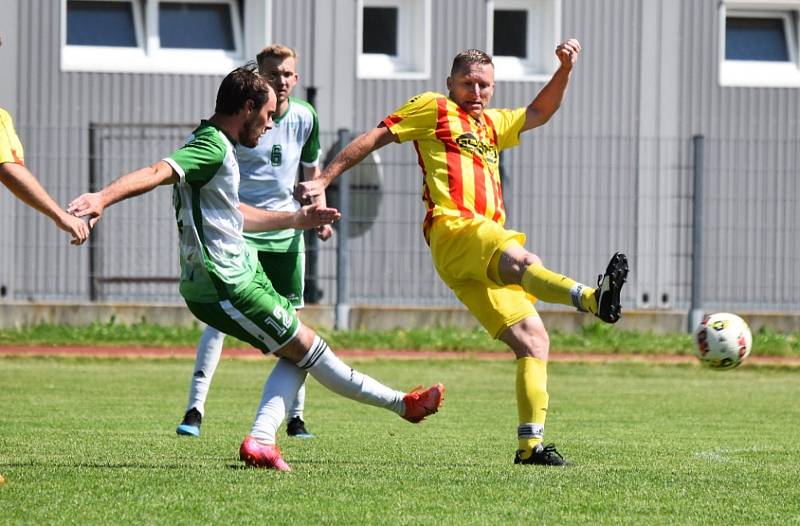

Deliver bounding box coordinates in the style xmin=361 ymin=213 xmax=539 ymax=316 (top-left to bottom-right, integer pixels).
xmin=0 ymin=301 xmax=798 ymax=334
xmin=347 ymin=306 xmax=693 ymax=334
xmin=0 ymin=302 xmax=201 ymax=329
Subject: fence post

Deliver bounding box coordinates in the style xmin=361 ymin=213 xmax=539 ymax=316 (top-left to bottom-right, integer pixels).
xmin=88 ymin=123 xmax=98 ymax=302
xmin=688 ymin=134 xmax=705 ymax=332
xmin=303 ymin=86 xmax=323 ymax=304
xmin=335 ymin=129 xmax=352 ymax=330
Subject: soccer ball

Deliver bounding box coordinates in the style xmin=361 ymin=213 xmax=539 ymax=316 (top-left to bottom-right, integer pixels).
xmin=693 ymin=312 xmax=752 ymax=369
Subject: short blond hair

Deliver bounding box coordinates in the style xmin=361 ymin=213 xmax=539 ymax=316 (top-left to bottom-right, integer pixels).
xmin=451 ymin=49 xmax=493 ymax=76
xmin=256 ymin=44 xmax=298 ymax=70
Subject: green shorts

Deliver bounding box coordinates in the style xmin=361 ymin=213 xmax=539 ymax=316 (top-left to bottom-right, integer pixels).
xmin=185 ymin=264 xmax=299 ymax=354
xmin=256 ymin=250 xmax=305 ymax=309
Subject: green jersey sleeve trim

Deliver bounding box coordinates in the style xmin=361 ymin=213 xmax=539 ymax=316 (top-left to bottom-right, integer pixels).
xmin=163 ymin=158 xmax=185 ymax=180
xmin=291 ymin=97 xmax=321 ymax=165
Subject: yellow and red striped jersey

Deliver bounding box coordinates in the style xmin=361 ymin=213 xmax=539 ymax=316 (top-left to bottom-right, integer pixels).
xmin=383 ymin=92 xmax=526 ymax=242
xmin=0 ymin=108 xmax=25 ymax=166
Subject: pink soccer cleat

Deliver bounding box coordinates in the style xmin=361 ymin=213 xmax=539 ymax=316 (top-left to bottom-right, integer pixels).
xmin=402 ymin=383 xmax=445 ymax=423
xmin=239 ymin=435 xmax=292 ymax=472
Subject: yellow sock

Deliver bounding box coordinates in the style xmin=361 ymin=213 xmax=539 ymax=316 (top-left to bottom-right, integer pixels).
xmin=516 ymin=356 xmax=549 ymax=459
xmin=521 ymin=264 xmax=596 ymax=313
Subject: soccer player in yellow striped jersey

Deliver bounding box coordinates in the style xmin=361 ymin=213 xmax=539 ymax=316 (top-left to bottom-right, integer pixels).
xmin=298 ymin=40 xmax=629 ymax=466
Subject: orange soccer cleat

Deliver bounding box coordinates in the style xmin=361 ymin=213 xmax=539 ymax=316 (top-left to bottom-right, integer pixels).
xmin=402 ymin=383 xmax=445 ymax=423
xmin=239 ymin=435 xmax=292 ymax=472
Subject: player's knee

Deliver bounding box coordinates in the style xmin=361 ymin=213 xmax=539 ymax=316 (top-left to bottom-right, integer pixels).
xmin=275 ymin=323 xmax=317 ymax=363
xmin=497 ymin=250 xmax=543 ymax=284
xmin=528 ymin=324 xmax=550 ymax=360
xmin=521 ymin=317 xmax=549 ymax=358
xmin=504 ymin=317 xmax=550 ymax=360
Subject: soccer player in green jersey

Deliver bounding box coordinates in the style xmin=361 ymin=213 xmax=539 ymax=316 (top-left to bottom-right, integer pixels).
xmin=176 ymin=45 xmax=330 ymax=440
xmin=69 ymin=65 xmax=444 ymax=471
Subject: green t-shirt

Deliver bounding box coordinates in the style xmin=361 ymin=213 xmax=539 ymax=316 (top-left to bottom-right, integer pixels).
xmin=164 ymin=121 xmax=259 ymax=302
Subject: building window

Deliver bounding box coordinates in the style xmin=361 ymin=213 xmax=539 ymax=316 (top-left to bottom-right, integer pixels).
xmin=61 ymin=0 xmax=249 ymax=74
xmin=719 ymin=2 xmax=800 ymax=87
xmin=493 ymin=9 xmax=528 ymax=58
xmin=725 ymin=15 xmax=791 ymax=61
xmin=357 ymin=0 xmax=431 ymax=79
xmin=488 ymin=0 xmax=561 ymax=81
xmin=362 ymin=7 xmax=398 ymax=55
xmin=159 ymin=2 xmax=236 ymax=50
xmin=66 ymin=0 xmax=138 ymax=47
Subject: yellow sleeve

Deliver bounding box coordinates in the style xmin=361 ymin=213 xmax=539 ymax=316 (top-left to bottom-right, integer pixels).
xmin=0 ymin=108 xmax=25 ymax=165
xmin=485 ymin=107 xmax=527 ymax=152
xmin=381 ymin=92 xmax=440 ymax=144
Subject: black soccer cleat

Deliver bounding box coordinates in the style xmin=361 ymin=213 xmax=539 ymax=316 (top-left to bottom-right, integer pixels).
xmin=514 ymin=443 xmax=571 ymax=466
xmin=286 ymin=416 xmax=315 ymax=439
xmin=176 ymin=407 xmax=202 ymax=437
xmin=594 ymin=252 xmax=629 ymax=324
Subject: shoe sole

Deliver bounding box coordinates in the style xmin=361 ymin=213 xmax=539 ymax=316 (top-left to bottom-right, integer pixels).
xmin=433 ymin=384 xmax=445 ymax=411
xmin=240 ymin=452 xmax=292 ymax=472
xmin=176 ymin=424 xmax=200 ymax=437
xmin=514 ymin=448 xmax=573 ymax=466
xmin=515 ymin=458 xmax=573 ymax=467
xmin=419 ymin=384 xmax=446 ymax=422
xmin=514 ymin=453 xmax=573 ymax=466
xmin=596 ymin=252 xmax=628 ymax=323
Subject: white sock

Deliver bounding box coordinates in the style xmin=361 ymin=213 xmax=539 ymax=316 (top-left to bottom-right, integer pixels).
xmin=186 ymin=325 xmax=226 ymax=415
xmin=288 ymin=382 xmax=306 ymax=420
xmin=250 ymin=358 xmax=306 ymax=443
xmin=298 ymin=336 xmax=405 ymax=415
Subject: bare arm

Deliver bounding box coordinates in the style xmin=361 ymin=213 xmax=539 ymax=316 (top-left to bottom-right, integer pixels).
xmin=521 ymin=39 xmax=582 ymax=132
xmin=302 ymin=165 xmax=322 ymax=192
xmin=241 ymin=201 xmax=340 ymax=232
xmin=302 ymin=164 xmax=333 ymax=241
xmin=296 ymin=125 xmax=396 ymax=203
xmin=0 ymin=161 xmax=90 ymax=245
xmin=67 ymin=160 xmax=178 ymax=228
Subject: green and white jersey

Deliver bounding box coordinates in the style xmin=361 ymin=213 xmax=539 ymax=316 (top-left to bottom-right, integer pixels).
xmin=239 ymin=97 xmax=320 ymax=252
xmin=165 ymin=120 xmax=259 ymax=303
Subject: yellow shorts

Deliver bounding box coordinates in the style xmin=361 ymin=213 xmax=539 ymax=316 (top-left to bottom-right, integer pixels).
xmin=428 ymin=215 xmax=537 ymax=339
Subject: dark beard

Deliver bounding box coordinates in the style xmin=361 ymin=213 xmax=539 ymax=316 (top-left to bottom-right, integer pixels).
xmin=240 ymin=119 xmax=262 ymax=148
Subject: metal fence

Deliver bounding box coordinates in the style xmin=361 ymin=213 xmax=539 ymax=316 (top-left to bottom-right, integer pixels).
xmin=3 ymin=124 xmax=799 ymax=319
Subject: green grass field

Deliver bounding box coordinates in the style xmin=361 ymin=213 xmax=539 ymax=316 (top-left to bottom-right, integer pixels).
xmin=1 ymin=356 xmax=799 ymax=524
xmin=3 ymin=321 xmax=800 ymax=357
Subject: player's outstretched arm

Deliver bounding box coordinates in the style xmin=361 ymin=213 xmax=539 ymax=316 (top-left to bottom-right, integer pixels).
xmin=295 ymin=125 xmax=396 ymax=203
xmin=521 ymin=38 xmax=581 ymax=132
xmin=241 ymin=201 xmax=341 ymax=232
xmin=302 ymin=165 xmax=333 ymax=241
xmin=0 ymin=161 xmax=91 ymax=245
xmin=67 ymin=160 xmax=178 ymax=229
